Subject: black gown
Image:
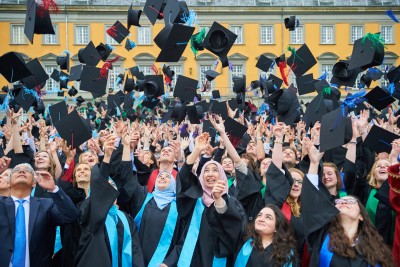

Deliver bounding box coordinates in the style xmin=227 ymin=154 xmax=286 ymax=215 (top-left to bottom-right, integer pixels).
xmin=75 ymin=163 xmax=144 ymax=267
xmin=176 ymin=162 xmax=246 ymax=267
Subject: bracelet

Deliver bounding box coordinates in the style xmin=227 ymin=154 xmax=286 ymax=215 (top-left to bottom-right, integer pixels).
xmin=256 ymin=137 xmax=262 ymax=141
xmin=349 ymin=141 xmax=357 ymax=144
xmin=274 ymin=140 xmax=283 ymax=144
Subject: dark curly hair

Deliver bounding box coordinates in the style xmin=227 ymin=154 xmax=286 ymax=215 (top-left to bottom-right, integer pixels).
xmin=245 ymin=204 xmax=298 ymax=267
xmin=328 ymin=196 xmax=394 ymax=267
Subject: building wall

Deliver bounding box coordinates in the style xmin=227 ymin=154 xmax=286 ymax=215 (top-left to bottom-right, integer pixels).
xmin=0 ymin=5 xmax=399 ymax=101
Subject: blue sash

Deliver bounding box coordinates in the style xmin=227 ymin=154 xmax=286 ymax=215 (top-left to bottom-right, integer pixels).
xmin=105 ymin=210 xmax=132 ymax=267
xmin=339 ymin=172 xmax=347 ymax=197
xmin=234 ymin=239 xmax=253 ymax=267
xmin=134 ymin=193 xmax=153 ymax=231
xmin=320 ymin=234 xmax=380 ymax=267
xmin=178 ymin=198 xmax=227 ymax=267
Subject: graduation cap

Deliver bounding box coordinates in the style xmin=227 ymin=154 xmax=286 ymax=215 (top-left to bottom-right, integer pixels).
xmin=55 ymin=110 xmax=92 ymax=149
xmin=359 ymin=74 xmax=372 ymax=88
xmin=78 ymin=41 xmax=102 ymax=67
xmin=56 ymin=50 xmax=70 ymax=71
xmin=284 ymin=16 xmax=298 ymax=31
xmin=0 ymin=52 xmax=32 ymax=83
xmin=80 ymin=65 xmax=107 ymax=98
xmin=266 ymin=74 xmax=283 ymax=95
xmin=203 ymin=21 xmax=237 ymax=58
xmin=330 ymin=60 xmax=362 ymax=88
xmin=296 ymin=74 xmax=317 ymax=95
xmin=319 ymin=108 xmax=352 ymax=152
xmin=76 ymin=96 xmax=85 ymax=107
xmin=173 ymin=75 xmax=198 ymax=102
xmin=256 ymin=55 xmax=274 ymax=73
xmin=33 ymin=98 xmax=45 ymax=114
xmin=142 ymin=97 xmax=161 ymax=110
xmin=212 ymin=90 xmax=221 ymax=99
xmin=204 ymin=70 xmax=220 ymax=82
xmin=268 ymin=89 xmax=300 ymax=125
xmin=125 ymin=39 xmax=137 ymax=51
xmin=68 ymin=86 xmax=78 ymax=97
xmin=21 ymin=58 xmax=49 ymax=89
xmin=210 ymin=100 xmax=228 ymax=119
xmin=127 ymin=4 xmax=142 ymax=29
xmin=367 ymin=67 xmax=384 ymax=81
xmin=14 ymin=88 xmax=38 ymax=112
xmin=1 ymin=85 xmax=9 ymax=93
xmin=106 ymin=20 xmax=130 ymax=44
xmin=49 ymin=100 xmax=68 ymax=125
xmin=50 ymin=69 xmax=61 ymax=82
xmin=143 ymin=75 xmax=164 ymax=98
xmin=124 ymin=76 xmax=136 ymax=93
xmin=348 ymin=33 xmax=385 ymax=70
xmin=364 ymin=86 xmax=395 ymax=111
xmin=69 ymin=64 xmax=84 ymax=81
xmin=186 ymin=105 xmax=202 ymax=124
xmin=96 ymin=43 xmax=113 ymax=62
xmin=364 ymin=125 xmax=400 ymax=154
xmin=232 ymin=75 xmax=246 ymax=94
xmin=24 ymin=0 xmax=55 ymax=44
xmin=223 ymin=117 xmax=248 ymax=148
xmin=57 ymin=91 xmax=65 ymax=97
xmin=387 ymin=65 xmax=400 ymax=85
xmin=130 ymin=66 xmax=145 ymax=79
xmin=144 ymin=0 xmax=167 ymax=25
xmin=154 ymin=23 xmax=195 ymax=62
xmin=162 ymin=0 xmax=189 ymax=25
xmin=287 ymin=44 xmax=317 ymax=77
xmin=303 ymin=94 xmax=328 ymax=127
xmin=162 ymin=65 xmax=175 ymax=84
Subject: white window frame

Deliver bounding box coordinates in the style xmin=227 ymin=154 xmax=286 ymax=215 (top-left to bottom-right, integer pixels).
xmin=350 ymin=25 xmax=364 ymax=44
xmin=260 ymin=25 xmax=274 ymax=44
xmin=168 ymin=65 xmax=183 ymax=88
xmin=75 ymin=25 xmax=90 ymax=45
xmin=380 ymin=25 xmax=394 ymax=44
xmin=229 ymin=64 xmax=244 ymax=89
xmin=10 ymin=24 xmax=27 ymax=44
xmin=105 ymin=25 xmax=119 ymax=45
xmin=320 ymin=25 xmax=334 ymax=44
xmin=137 ymin=26 xmax=151 ymax=45
xmin=44 ymin=65 xmax=59 ymax=91
xmin=290 ymin=26 xmax=304 ymax=44
xmin=43 ymin=24 xmax=59 ymax=45
xmin=320 ymin=64 xmax=334 ymax=82
xmin=107 ymin=64 xmax=122 ymax=91
xmin=230 ymin=25 xmax=243 ymax=44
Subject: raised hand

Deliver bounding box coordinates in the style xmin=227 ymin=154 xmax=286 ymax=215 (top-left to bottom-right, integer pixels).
xmin=209 ymin=114 xmax=225 ymax=133
xmin=226 ymin=101 xmax=238 ymax=119
xmin=36 ymin=171 xmax=56 ymax=192
xmin=103 ymin=134 xmax=116 ymax=158
xmin=0 ymin=156 xmax=11 ymax=174
xmin=212 ymin=180 xmax=226 ymax=200
xmin=271 ymin=122 xmax=285 ymax=140
xmin=304 ymin=137 xmax=324 ymax=164
xmin=194 ymin=132 xmax=210 ymax=152
xmin=181 ymin=137 xmax=190 ymax=151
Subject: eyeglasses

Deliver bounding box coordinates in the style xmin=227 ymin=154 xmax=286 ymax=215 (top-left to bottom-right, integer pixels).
xmin=334 ymin=198 xmax=358 ymax=205
xmin=293 ymin=178 xmax=303 ymax=185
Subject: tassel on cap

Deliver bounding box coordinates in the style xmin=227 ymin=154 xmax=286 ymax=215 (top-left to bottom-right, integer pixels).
xmin=386 ymin=8 xmax=399 ymax=23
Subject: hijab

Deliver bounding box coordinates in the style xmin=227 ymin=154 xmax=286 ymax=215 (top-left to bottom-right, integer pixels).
xmin=198 ymin=161 xmax=228 ymax=207
xmin=153 ymin=171 xmax=176 ymax=210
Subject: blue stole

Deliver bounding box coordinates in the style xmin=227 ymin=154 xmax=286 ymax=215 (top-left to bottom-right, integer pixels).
xmin=105 ymin=210 xmax=132 ymax=267
xmin=320 ymin=234 xmax=380 ymax=267
xmin=234 ymin=239 xmax=253 ymax=267
xmin=177 ymin=198 xmax=227 ymax=267
xmin=134 ymin=193 xmax=179 ymax=266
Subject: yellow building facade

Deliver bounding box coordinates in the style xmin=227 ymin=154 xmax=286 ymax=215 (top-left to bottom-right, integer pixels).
xmin=0 ymin=4 xmax=399 ymax=100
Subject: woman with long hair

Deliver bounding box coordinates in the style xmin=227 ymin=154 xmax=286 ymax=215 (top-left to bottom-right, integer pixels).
xmin=302 ymin=137 xmax=394 ymax=266
xmin=32 ymin=149 xmax=62 ymax=197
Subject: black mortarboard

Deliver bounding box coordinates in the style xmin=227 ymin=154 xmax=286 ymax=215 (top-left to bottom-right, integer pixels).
xmin=154 ymin=23 xmax=195 ymax=62
xmin=173 ymin=75 xmax=198 ymax=102
xmin=162 ymin=64 xmax=175 ymax=83
xmin=144 ymin=75 xmax=164 ymax=98
xmin=297 ymin=74 xmax=317 ymax=95
xmin=202 ymin=120 xmax=217 ymax=140
xmin=0 ymin=52 xmax=32 ymax=83
xmin=348 ymin=33 xmax=385 ymax=70
xmin=142 ymin=97 xmax=161 ymax=110
xmin=233 ymin=75 xmax=246 ymax=94
xmin=96 ymin=43 xmax=112 ymax=62
xmin=195 ymin=100 xmax=210 ymax=115
xmin=144 ymin=0 xmax=167 ymax=25
xmin=69 ymin=64 xmax=84 ymax=81
xmin=203 ymin=21 xmax=237 ymax=58
xmin=127 ymin=4 xmax=141 ymax=29
xmin=50 ymin=69 xmax=61 ymax=82
xmin=268 ymin=89 xmax=300 ymax=125
xmin=130 ymin=66 xmax=145 ymax=79
xmin=59 ymin=75 xmax=69 ymax=90
xmin=80 ymin=65 xmax=107 ymax=98
xmin=21 ymin=58 xmax=49 ymax=89
xmin=123 ymin=92 xmax=134 ymax=109
xmin=24 ymin=0 xmax=55 ymax=44
xmin=31 ymin=124 xmax=40 ymax=138
xmin=162 ymin=0 xmax=180 ymax=25
xmin=224 ymin=117 xmax=248 ymax=145
xmin=55 ymin=110 xmax=92 ymax=149
xmin=364 ymin=125 xmax=400 ymax=154
xmin=67 ymin=86 xmax=78 ymax=97
xmin=49 ymin=100 xmax=68 ymax=125
xmin=76 ymin=96 xmax=85 ymax=107
xmin=186 ymin=105 xmax=201 ymax=124
xmin=359 ymin=74 xmax=372 ymax=88
xmin=320 ymin=108 xmax=352 ymax=152
xmin=368 ymin=67 xmax=384 ymax=81
xmin=177 ymin=102 xmax=187 ymax=124
xmin=14 ymin=88 xmax=37 ymax=112
xmin=57 ymin=91 xmax=64 ymax=97
xmin=314 ymin=80 xmax=331 ymax=95
xmin=287 ymin=44 xmax=317 ymax=77
xmin=78 ymin=41 xmax=102 ymax=67
xmin=212 ymin=90 xmax=221 ymax=99
xmin=303 ymin=94 xmax=328 ymax=128
xmin=284 ymin=16 xmax=297 ymax=31
xmin=124 ymin=76 xmax=136 ymax=93
xmin=56 ymin=51 xmax=70 ymax=71
xmin=387 ymin=65 xmax=400 ymax=85
xmin=330 ymin=60 xmax=362 ymax=88
xmin=106 ymin=21 xmax=130 ymax=44
xmin=266 ymin=74 xmax=283 ymax=95
xmin=256 ymin=55 xmax=274 ymax=73
xmin=364 ymin=86 xmax=395 ymax=111
xmin=1 ymin=85 xmax=8 ymax=93
xmin=204 ymin=70 xmax=220 ymax=82
xmin=210 ymin=100 xmax=228 ymax=119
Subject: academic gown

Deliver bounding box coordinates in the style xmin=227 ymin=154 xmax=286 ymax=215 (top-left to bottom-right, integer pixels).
xmin=301 ymin=172 xmax=380 ymax=267
xmin=75 ymin=164 xmax=144 ymax=267
xmin=176 ymin=163 xmax=246 ymax=267
xmin=112 ymin=160 xmax=183 ymax=266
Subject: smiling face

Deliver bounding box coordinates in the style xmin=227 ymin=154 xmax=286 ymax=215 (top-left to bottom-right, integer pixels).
xmin=9 ymin=164 xmax=35 ymax=189
xmin=246 ymin=141 xmax=257 ymax=157
xmin=142 ymin=151 xmax=154 ymax=167
xmin=282 ymin=148 xmax=297 ymax=167
xmin=260 ymin=158 xmax=272 ymax=176
xmin=203 ymin=163 xmax=220 ymax=190
xmin=221 ymin=158 xmax=234 ymax=173
xmin=254 ymin=207 xmax=276 ymax=236
xmin=335 ymin=196 xmax=363 ymax=222
xmin=74 ymin=163 xmax=91 ymax=185
xmin=155 ymin=172 xmax=172 ymax=191
xmin=34 ymin=151 xmax=51 ymax=170
xmin=159 ymin=147 xmax=175 ymax=163
xmin=372 ymin=159 xmax=390 ymax=186
xmin=323 ymin=166 xmax=338 ymax=190
xmin=80 ymin=152 xmax=97 ymax=167
xmin=0 ymin=169 xmax=11 ymax=191
xmin=289 ymin=171 xmax=303 ymax=200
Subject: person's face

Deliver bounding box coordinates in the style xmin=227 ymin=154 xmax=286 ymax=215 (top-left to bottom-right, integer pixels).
xmin=289 ymin=171 xmax=303 ymax=199
xmin=142 ymin=151 xmax=154 ymax=166
xmin=222 ymin=158 xmax=234 ymax=173
xmin=246 ymin=141 xmax=257 ymax=156
xmin=156 ymin=172 xmax=172 ymax=191
xmin=34 ymin=152 xmax=50 ymax=170
xmin=323 ymin=166 xmax=338 ymax=190
xmin=0 ymin=169 xmax=11 ymax=190
xmin=335 ymin=196 xmax=363 ymax=222
xmin=160 ymin=147 xmax=175 ymax=163
xmin=75 ymin=164 xmax=91 ymax=184
xmin=283 ymin=148 xmax=296 ymax=166
xmin=260 ymin=158 xmax=272 ymax=175
xmin=155 ymin=144 xmax=162 ymax=153
xmin=203 ymin=163 xmax=220 ymax=190
xmin=9 ymin=166 xmax=35 ymax=189
xmin=373 ymin=159 xmax=390 ymax=184
xmin=81 ymin=152 xmax=97 ymax=167
xmin=254 ymin=207 xmax=276 ymax=236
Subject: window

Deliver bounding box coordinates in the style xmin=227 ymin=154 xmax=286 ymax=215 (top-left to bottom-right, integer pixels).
xmin=260 ymin=26 xmax=274 ymax=44
xmin=168 ymin=65 xmax=182 ymax=87
xmin=350 ymin=25 xmax=363 ymax=44
xmin=11 ymin=25 xmax=26 ymax=44
xmin=75 ymin=25 xmax=89 ymax=44
xmin=137 ymin=27 xmax=151 ymax=45
xmin=44 ymin=66 xmax=58 ymax=91
xmin=290 ymin=26 xmax=304 ymax=44
xmin=199 ymin=65 xmax=213 ymax=86
xmin=105 ymin=25 xmax=119 ymax=45
xmin=107 ymin=65 xmax=122 ymax=90
xmin=43 ymin=25 xmax=58 ymax=44
xmin=321 ymin=25 xmax=334 ymax=44
xmin=230 ymin=64 xmax=243 ymax=88
xmin=381 ymin=26 xmax=393 ymax=44
xmin=354 ymin=71 xmax=366 ymax=89
xmin=230 ymin=26 xmax=243 ymax=44
xmin=380 ymin=64 xmax=392 ymax=87
xmin=321 ymin=64 xmax=333 ymax=81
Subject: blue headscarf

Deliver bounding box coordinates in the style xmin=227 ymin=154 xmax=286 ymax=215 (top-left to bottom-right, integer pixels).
xmin=153 ymin=171 xmax=176 ymax=210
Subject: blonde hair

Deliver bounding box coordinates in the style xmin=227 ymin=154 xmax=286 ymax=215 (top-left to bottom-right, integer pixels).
xmin=367 ymin=159 xmax=390 ymax=188
xmin=287 ymin=168 xmax=304 ymax=217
